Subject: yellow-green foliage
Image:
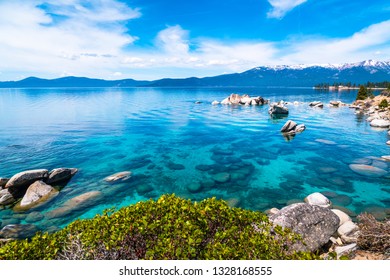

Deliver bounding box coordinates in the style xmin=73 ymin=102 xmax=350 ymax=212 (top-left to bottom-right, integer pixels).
xmin=0 ymin=194 xmax=319 ymax=260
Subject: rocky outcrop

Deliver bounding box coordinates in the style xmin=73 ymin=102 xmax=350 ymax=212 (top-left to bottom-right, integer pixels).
xmin=0 ymin=167 xmax=78 ymax=207
xmin=269 ymin=203 xmax=340 ymax=252
xmin=104 ymin=171 xmax=132 ymax=182
xmin=46 ymin=168 xmax=78 ymax=185
xmin=280 ymin=120 xmax=306 ymax=135
xmin=269 ymin=102 xmax=289 ymax=115
xmin=218 ymin=93 xmax=268 ymax=106
xmin=5 ymin=169 xmax=48 ymax=198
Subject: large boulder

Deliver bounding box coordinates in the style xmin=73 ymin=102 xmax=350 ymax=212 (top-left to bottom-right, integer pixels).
xmin=18 ymin=180 xmax=58 ymax=209
xmin=269 ymin=203 xmax=340 ymax=252
xmin=5 ymin=169 xmax=48 ymax=198
xmin=46 ymin=168 xmax=78 ymax=185
xmin=269 ymin=102 xmax=289 ymax=115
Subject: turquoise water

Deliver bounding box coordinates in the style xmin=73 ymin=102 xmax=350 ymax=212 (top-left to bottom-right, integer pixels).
xmin=0 ymin=87 xmax=389 ymax=235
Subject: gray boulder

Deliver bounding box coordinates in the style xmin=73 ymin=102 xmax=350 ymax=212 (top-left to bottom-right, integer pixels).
xmin=269 ymin=203 xmax=340 ymax=252
xmin=46 ymin=168 xmax=78 ymax=185
xmin=5 ymin=169 xmax=48 ymax=198
xmin=19 ymin=180 xmax=57 ymax=208
xmin=269 ymin=102 xmax=289 ymax=115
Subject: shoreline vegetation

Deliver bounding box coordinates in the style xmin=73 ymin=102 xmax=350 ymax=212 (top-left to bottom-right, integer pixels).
xmin=1 ymin=90 xmax=390 ymax=260
xmin=314 ymin=81 xmax=390 ymax=91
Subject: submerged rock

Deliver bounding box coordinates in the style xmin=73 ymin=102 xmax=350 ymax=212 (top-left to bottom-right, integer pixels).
xmin=212 ymin=172 xmax=230 ymax=183
xmin=46 ymin=191 xmax=102 ymax=219
xmin=104 ymin=171 xmax=132 ymax=182
xmin=0 ymin=224 xmax=38 ymax=239
xmin=269 ymin=203 xmax=340 ymax=252
xmin=349 ymin=164 xmax=388 ymax=177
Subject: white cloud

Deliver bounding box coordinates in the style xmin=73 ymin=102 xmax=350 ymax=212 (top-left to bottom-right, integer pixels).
xmin=267 ymin=0 xmax=307 ymax=19
xmin=156 ymin=25 xmax=190 ymax=54
xmin=0 ymin=0 xmax=140 ymax=79
xmin=281 ymin=20 xmax=390 ymax=64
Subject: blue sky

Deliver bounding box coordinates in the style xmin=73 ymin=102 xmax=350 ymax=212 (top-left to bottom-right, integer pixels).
xmin=0 ymin=0 xmax=389 ymax=80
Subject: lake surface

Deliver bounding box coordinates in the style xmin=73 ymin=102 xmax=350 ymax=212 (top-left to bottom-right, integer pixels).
xmin=1 ymin=87 xmax=389 ymax=235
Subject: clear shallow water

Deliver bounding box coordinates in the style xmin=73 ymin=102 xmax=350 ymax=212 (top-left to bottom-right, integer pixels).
xmin=0 ymin=87 xmax=389 ymax=235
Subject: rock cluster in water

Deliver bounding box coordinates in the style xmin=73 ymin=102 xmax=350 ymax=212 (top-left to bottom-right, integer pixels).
xmin=280 ymin=120 xmax=306 ymax=140
xmin=0 ymin=168 xmax=78 ymax=209
xmin=268 ymin=101 xmax=289 ymax=115
xmin=212 ymin=93 xmax=268 ymax=106
xmin=268 ymin=192 xmax=361 ymax=258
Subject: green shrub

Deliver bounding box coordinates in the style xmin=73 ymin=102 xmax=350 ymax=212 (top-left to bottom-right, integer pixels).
xmin=379 ymin=99 xmax=389 ymax=109
xmin=0 ymin=194 xmax=319 ymax=260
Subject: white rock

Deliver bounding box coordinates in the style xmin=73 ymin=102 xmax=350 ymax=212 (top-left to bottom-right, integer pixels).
xmin=337 ymin=220 xmax=359 ymax=237
xmin=211 ymin=100 xmax=220 ymax=105
xmin=370 ymin=119 xmax=390 ymax=128
xmin=335 ymin=243 xmax=357 ymax=258
xmin=293 ymin=101 xmax=299 ymax=106
xmin=304 ymin=192 xmax=331 ymax=208
xmin=220 ymin=97 xmax=231 ymax=105
xmin=331 ymin=209 xmax=352 ymax=226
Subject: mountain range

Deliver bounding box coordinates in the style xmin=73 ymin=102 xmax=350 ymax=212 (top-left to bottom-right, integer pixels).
xmin=1 ymin=60 xmax=389 ymax=88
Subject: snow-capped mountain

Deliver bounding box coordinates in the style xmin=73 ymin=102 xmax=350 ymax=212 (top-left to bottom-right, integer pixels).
xmin=1 ymin=60 xmax=390 ymax=88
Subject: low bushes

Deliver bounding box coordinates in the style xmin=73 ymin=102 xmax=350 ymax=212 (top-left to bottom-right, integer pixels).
xmin=0 ymin=194 xmax=318 ymax=260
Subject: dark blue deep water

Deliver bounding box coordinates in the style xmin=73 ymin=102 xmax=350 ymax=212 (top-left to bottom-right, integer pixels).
xmin=1 ymin=87 xmax=389 ymax=235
